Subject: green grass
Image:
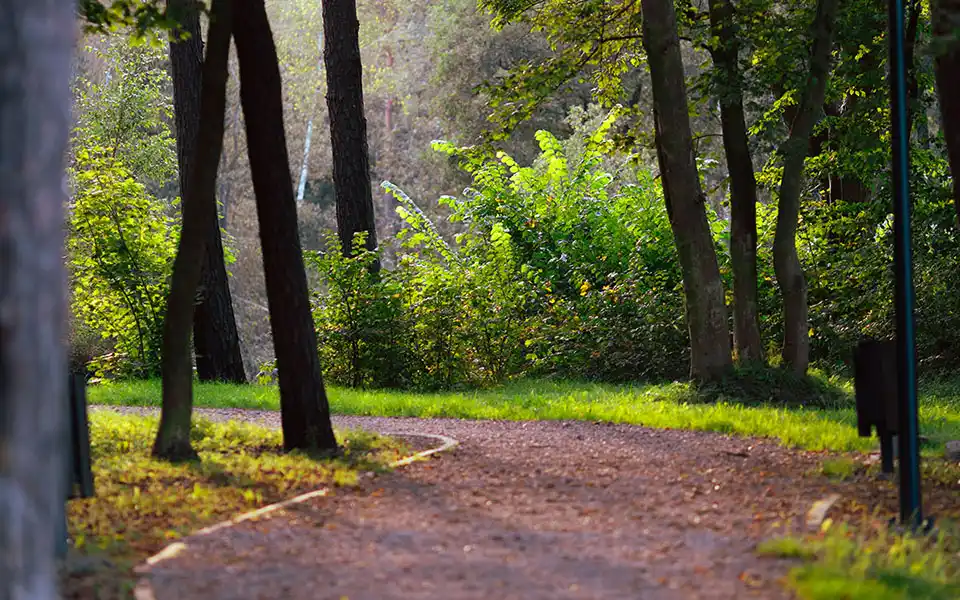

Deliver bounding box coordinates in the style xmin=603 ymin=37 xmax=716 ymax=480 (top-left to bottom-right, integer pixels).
xmin=88 ymin=374 xmax=960 ymax=454
xmin=758 ymin=520 xmax=960 ymax=600
xmin=820 ymin=456 xmax=859 ymax=480
xmin=65 ymin=412 xmax=407 ymax=598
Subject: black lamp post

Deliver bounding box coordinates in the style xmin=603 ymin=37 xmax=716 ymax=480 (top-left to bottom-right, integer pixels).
xmin=888 ymin=0 xmax=922 ymax=527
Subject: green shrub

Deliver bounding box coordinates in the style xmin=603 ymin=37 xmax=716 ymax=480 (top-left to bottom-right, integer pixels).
xmin=67 ymin=148 xmax=177 ymax=378
xmin=307 ymin=231 xmax=415 ymax=388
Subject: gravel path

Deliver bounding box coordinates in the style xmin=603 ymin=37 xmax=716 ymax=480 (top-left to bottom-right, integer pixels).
xmin=98 ymin=406 xmax=845 ymax=600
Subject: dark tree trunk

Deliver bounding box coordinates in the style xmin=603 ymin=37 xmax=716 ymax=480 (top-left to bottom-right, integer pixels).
xmin=773 ymin=0 xmax=838 ymax=375
xmin=322 ymin=0 xmax=379 ymax=259
xmin=168 ymin=0 xmax=246 ymax=384
xmin=905 ymin=0 xmax=922 ymax=141
xmin=708 ymin=0 xmax=764 ymax=365
xmin=933 ymin=0 xmax=960 ymax=223
xmin=641 ymin=0 xmax=732 ymax=381
xmin=0 ymin=0 xmax=73 ymax=594
xmin=154 ymin=0 xmax=232 ymax=462
xmin=233 ymin=0 xmax=338 ymax=453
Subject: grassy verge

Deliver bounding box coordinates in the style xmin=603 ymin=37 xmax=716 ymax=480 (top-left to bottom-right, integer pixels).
xmin=64 ymin=412 xmax=407 ymax=599
xmin=89 ymin=375 xmax=960 ymax=454
xmin=757 ymin=520 xmax=960 ymax=600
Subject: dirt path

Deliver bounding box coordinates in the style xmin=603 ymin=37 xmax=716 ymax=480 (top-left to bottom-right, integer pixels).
xmin=94 ymin=407 xmax=860 ymax=599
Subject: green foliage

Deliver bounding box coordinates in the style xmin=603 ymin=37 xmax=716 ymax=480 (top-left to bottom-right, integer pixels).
xmin=68 ymin=148 xmax=177 ymax=377
xmin=79 ymin=0 xmax=183 ymax=40
xmin=307 ymin=195 xmax=533 ymax=388
xmin=72 ymin=38 xmax=177 ymax=193
xmin=307 ymin=231 xmax=414 ymax=388
xmin=782 ymin=155 xmax=960 ymax=375
xmin=477 ymin=0 xmax=644 ymax=140
xmin=819 ymin=456 xmax=859 ymax=480
xmin=758 ymin=521 xmax=960 ymax=600
xmin=68 ymin=34 xmax=183 ymax=377
xmin=425 ymin=110 xmax=691 ymax=382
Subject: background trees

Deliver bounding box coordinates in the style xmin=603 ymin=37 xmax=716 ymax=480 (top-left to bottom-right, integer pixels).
xmin=65 ymin=0 xmax=960 ymax=391
xmin=323 ymin=0 xmax=380 ymax=258
xmin=641 ymin=0 xmax=732 ymax=381
xmin=168 ymin=0 xmax=247 ymax=384
xmin=154 ymin=0 xmax=234 ymax=461
xmin=234 ymin=0 xmax=338 ymax=451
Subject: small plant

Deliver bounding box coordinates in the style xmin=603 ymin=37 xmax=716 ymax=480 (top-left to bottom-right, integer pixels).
xmin=758 ymin=520 xmax=960 ymax=600
xmin=307 ymin=231 xmax=415 ymax=388
xmin=820 ymin=457 xmax=858 ymax=480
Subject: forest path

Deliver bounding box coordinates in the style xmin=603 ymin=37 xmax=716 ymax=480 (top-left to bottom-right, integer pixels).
xmin=102 ymin=407 xmax=848 ymax=599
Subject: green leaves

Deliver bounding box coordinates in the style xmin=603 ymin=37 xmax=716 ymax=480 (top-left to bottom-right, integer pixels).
xmin=68 ymin=148 xmax=177 ymax=377
xmin=72 ymin=37 xmax=177 ymax=192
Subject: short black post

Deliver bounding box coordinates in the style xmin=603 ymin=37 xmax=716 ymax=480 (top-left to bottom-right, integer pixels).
xmin=879 ymin=432 xmax=895 ymax=474
xmin=59 ymin=373 xmax=95 ymax=558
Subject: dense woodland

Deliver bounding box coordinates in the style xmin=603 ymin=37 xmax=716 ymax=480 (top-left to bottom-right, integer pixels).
xmin=3 ymin=0 xmax=960 ymax=597
xmin=68 ymin=0 xmax=960 ymax=390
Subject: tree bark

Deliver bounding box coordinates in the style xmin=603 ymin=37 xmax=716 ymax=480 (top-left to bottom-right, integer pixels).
xmin=773 ymin=0 xmax=838 ymax=375
xmin=708 ymin=0 xmax=764 ymax=365
xmin=154 ymin=0 xmax=232 ymax=462
xmin=641 ymin=0 xmax=732 ymax=381
xmin=933 ymin=0 xmax=960 ymax=223
xmin=233 ymin=0 xmax=338 ymax=453
xmin=0 ymin=0 xmax=73 ymax=595
xmin=322 ymin=0 xmax=379 ymax=259
xmin=168 ymin=0 xmax=246 ymax=384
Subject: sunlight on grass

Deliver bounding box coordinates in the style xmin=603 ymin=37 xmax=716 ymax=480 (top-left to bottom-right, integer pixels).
xmin=758 ymin=520 xmax=960 ymax=600
xmin=820 ymin=457 xmax=859 ymax=480
xmin=65 ymin=412 xmax=406 ymax=597
xmin=88 ymin=376 xmax=960 ymax=454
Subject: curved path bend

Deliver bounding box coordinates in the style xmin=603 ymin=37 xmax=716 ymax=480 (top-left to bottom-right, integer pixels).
xmin=102 ymin=407 xmax=846 ymax=600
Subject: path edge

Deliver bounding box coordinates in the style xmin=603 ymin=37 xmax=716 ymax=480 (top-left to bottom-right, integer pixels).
xmin=131 ymin=431 xmax=458 ymax=600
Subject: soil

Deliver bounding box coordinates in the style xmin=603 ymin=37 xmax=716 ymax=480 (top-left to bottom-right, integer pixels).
xmin=95 ymin=406 xmax=956 ymax=600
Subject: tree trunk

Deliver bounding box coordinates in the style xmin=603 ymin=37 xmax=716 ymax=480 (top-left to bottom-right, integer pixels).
xmin=233 ymin=0 xmax=338 ymax=453
xmin=933 ymin=0 xmax=960 ymax=223
xmin=641 ymin=0 xmax=732 ymax=381
xmin=322 ymin=0 xmax=379 ymax=259
xmin=168 ymin=0 xmax=246 ymax=384
xmin=773 ymin=0 xmax=839 ymax=375
xmin=708 ymin=0 xmax=764 ymax=365
xmin=154 ymin=0 xmax=232 ymax=462
xmin=0 ymin=0 xmax=73 ymax=595
xmin=905 ymin=0 xmax=922 ymax=141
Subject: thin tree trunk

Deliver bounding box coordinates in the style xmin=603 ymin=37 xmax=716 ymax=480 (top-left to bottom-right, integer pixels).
xmin=168 ymin=0 xmax=246 ymax=384
xmin=297 ymin=32 xmax=324 ymax=204
xmin=322 ymin=0 xmax=379 ymax=259
xmin=905 ymin=0 xmax=921 ymax=141
xmin=233 ymin=0 xmax=338 ymax=453
xmin=641 ymin=0 xmax=732 ymax=381
xmin=932 ymin=0 xmax=960 ymax=223
xmin=0 ymin=0 xmax=74 ymax=595
xmin=154 ymin=0 xmax=232 ymax=462
xmin=773 ymin=0 xmax=839 ymax=375
xmin=708 ymin=0 xmax=764 ymax=365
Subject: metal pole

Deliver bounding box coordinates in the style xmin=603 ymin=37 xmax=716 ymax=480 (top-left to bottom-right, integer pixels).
xmin=888 ymin=0 xmax=922 ymax=526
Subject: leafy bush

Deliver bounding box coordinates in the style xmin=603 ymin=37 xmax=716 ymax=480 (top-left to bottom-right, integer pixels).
xmin=307 ymin=231 xmax=414 ymax=388
xmin=307 ymin=190 xmax=535 ymax=389
xmin=67 ymin=148 xmax=177 ymax=377
xmin=306 ymin=110 xmax=693 ymax=388
xmin=788 ymin=152 xmax=960 ymax=375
